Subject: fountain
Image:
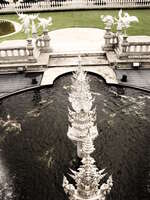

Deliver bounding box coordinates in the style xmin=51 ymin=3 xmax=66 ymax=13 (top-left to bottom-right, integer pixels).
xmin=63 ymin=56 xmax=113 ymax=200
xmin=67 ymin=56 xmax=98 ymax=158
xmin=0 ymin=10 xmax=150 ymax=200
xmin=0 ymin=74 xmax=150 ymax=200
xmin=0 ymin=19 xmax=22 ymax=38
xmin=63 ymin=135 xmax=113 ymax=200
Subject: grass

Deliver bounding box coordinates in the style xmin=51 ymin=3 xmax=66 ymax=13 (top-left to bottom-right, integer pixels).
xmin=0 ymin=9 xmax=150 ymax=42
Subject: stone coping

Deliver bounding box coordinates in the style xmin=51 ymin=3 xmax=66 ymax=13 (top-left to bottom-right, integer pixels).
xmin=128 ymin=35 xmax=150 ymax=42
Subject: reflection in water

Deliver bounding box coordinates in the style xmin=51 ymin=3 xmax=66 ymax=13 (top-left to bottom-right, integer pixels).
xmin=0 ymin=74 xmax=150 ymax=200
xmin=0 ymin=152 xmax=14 ymax=200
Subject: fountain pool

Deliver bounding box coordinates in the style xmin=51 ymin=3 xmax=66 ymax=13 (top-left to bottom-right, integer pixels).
xmin=0 ymin=74 xmax=150 ymax=200
xmin=0 ymin=20 xmax=15 ymax=37
xmin=0 ymin=20 xmax=21 ymax=38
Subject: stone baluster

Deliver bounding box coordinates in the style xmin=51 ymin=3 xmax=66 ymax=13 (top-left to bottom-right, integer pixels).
xmin=23 ymin=48 xmax=26 ymax=56
xmin=146 ymin=45 xmax=149 ymax=52
xmin=118 ymin=35 xmax=129 ymax=59
xmin=12 ymin=49 xmax=15 ymax=57
xmin=122 ymin=35 xmax=128 ymax=53
xmin=5 ymin=50 xmax=9 ymax=57
xmin=18 ymin=49 xmax=22 ymax=57
xmin=139 ymin=45 xmax=143 ymax=52
xmin=26 ymin=39 xmax=36 ymax=63
xmin=42 ymin=30 xmax=52 ymax=53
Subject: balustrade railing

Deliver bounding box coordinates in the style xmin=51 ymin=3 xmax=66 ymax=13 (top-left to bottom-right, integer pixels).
xmin=0 ymin=45 xmax=36 ymax=63
xmin=0 ymin=0 xmax=150 ymax=13
xmin=116 ymin=37 xmax=150 ymax=59
xmin=0 ymin=46 xmax=27 ymax=57
xmin=35 ymin=30 xmax=51 ymax=53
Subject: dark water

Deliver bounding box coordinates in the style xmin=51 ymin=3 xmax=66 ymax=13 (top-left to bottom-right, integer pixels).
xmin=0 ymin=21 xmax=15 ymax=36
xmin=0 ymin=74 xmax=150 ymax=200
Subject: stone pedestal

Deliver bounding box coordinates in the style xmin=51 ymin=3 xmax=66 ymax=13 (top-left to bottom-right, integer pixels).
xmin=119 ymin=35 xmax=129 ymax=59
xmin=103 ymin=27 xmax=113 ymax=51
xmin=27 ymin=39 xmax=37 ymax=63
xmin=41 ymin=30 xmax=52 ymax=53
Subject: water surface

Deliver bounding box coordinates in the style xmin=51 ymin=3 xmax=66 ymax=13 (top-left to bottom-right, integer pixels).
xmin=0 ymin=21 xmax=15 ymax=36
xmin=0 ymin=74 xmax=150 ymax=200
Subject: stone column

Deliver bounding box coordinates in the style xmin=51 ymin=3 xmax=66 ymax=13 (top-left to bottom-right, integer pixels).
xmin=27 ymin=39 xmax=37 ymax=63
xmin=103 ymin=27 xmax=113 ymax=51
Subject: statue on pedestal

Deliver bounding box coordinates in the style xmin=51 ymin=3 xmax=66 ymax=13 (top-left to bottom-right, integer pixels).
xmin=37 ymin=16 xmax=52 ymax=32
xmin=115 ymin=9 xmax=139 ymax=35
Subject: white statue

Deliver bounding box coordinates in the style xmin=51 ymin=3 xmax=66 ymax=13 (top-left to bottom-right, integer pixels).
xmin=17 ymin=12 xmax=31 ymax=38
xmin=101 ymin=15 xmax=114 ymax=29
xmin=29 ymin=14 xmax=39 ymax=37
xmin=38 ymin=16 xmax=52 ymax=31
xmin=116 ymin=10 xmax=139 ymax=34
xmin=17 ymin=12 xmax=40 ymax=38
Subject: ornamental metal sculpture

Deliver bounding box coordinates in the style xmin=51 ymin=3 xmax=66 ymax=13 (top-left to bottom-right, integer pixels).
xmin=63 ymin=135 xmax=113 ymax=200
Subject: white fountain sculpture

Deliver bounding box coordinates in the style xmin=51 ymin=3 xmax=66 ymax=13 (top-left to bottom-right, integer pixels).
xmin=37 ymin=16 xmax=52 ymax=32
xmin=67 ymin=56 xmax=98 ymax=157
xmin=115 ymin=10 xmax=139 ymax=35
xmin=17 ymin=12 xmax=31 ymax=38
xmin=101 ymin=10 xmax=138 ymax=35
xmin=29 ymin=14 xmax=39 ymax=38
xmin=63 ymin=135 xmax=113 ymax=200
xmin=101 ymin=15 xmax=115 ymax=29
xmin=69 ymin=57 xmax=93 ymax=113
xmin=17 ymin=12 xmax=39 ymax=38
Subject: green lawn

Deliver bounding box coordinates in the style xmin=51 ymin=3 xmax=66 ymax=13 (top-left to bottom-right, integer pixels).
xmin=0 ymin=9 xmax=150 ymax=42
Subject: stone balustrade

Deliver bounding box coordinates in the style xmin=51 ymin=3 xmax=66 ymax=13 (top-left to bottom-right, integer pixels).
xmin=0 ymin=42 xmax=36 ymax=63
xmin=124 ymin=42 xmax=150 ymax=54
xmin=0 ymin=46 xmax=27 ymax=58
xmin=0 ymin=0 xmax=150 ymax=13
xmin=116 ymin=37 xmax=150 ymax=59
xmin=36 ymin=30 xmax=51 ymax=53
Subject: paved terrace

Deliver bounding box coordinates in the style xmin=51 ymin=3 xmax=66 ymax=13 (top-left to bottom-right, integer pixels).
xmin=0 ymin=28 xmax=150 ymax=98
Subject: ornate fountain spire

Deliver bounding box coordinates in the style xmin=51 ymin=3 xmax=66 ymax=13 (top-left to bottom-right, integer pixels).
xmin=63 ymin=56 xmax=113 ymax=200
xmin=69 ymin=71 xmax=92 ymax=112
xmin=67 ymin=56 xmax=98 ymax=157
xmin=63 ymin=136 xmax=113 ymax=200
